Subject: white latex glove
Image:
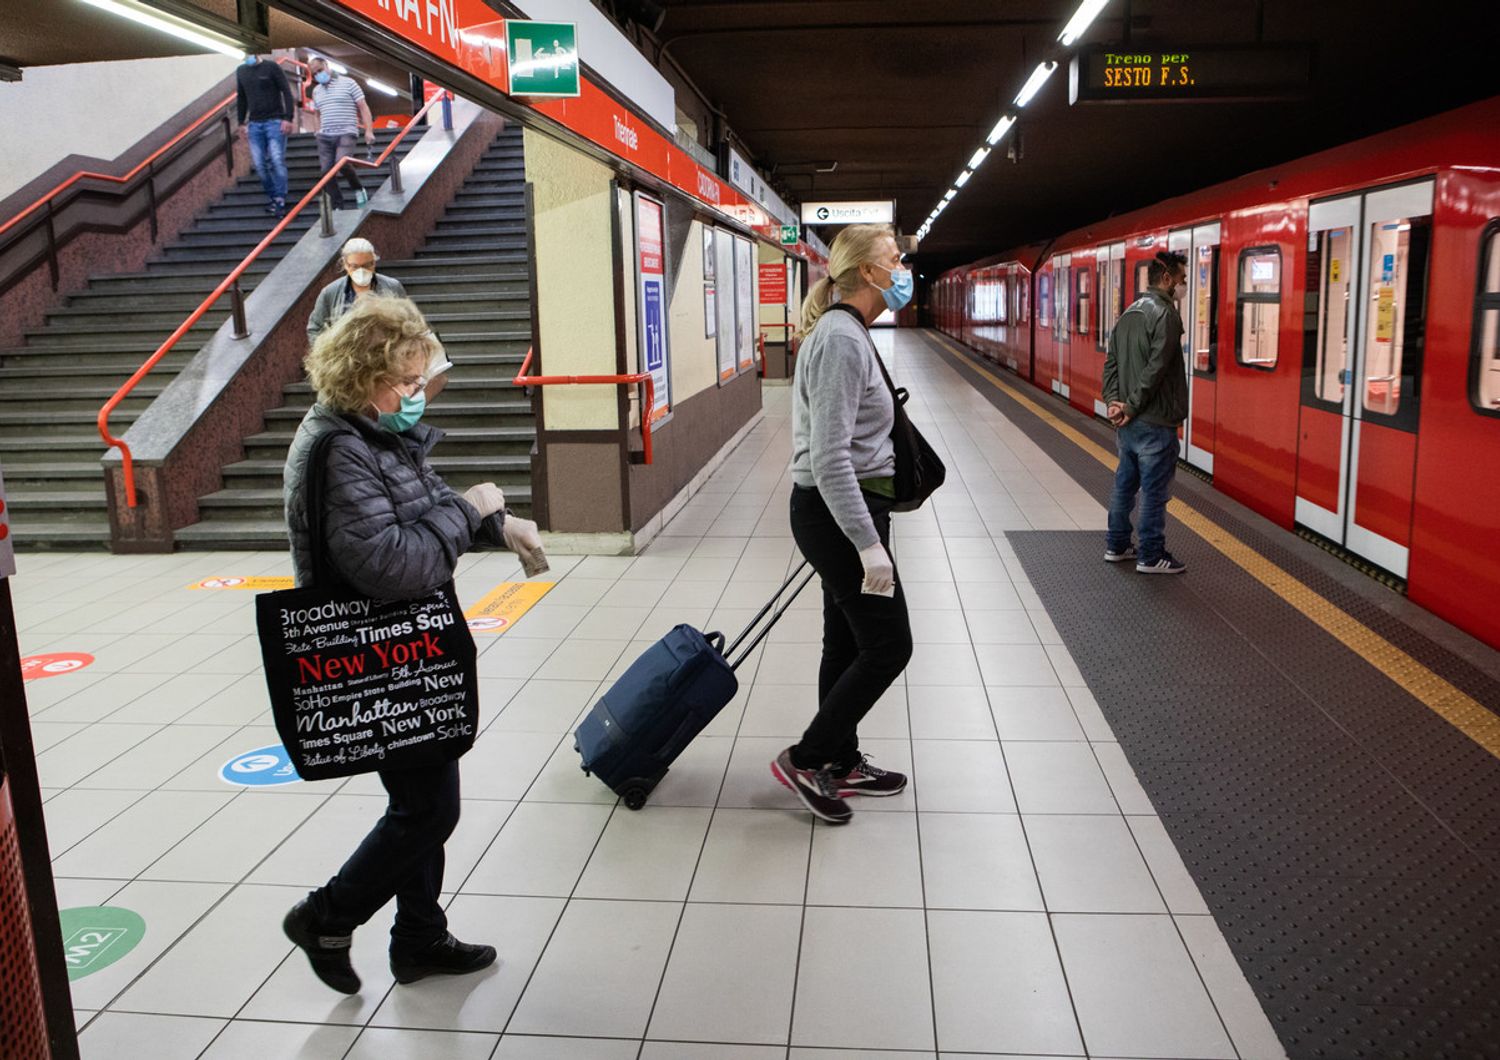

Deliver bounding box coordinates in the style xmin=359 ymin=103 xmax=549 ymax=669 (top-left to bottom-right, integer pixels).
xmin=462 ymin=482 xmax=505 ymax=518
xmin=501 ymin=513 xmax=550 ymax=577
xmin=858 ymin=542 xmax=895 ymax=597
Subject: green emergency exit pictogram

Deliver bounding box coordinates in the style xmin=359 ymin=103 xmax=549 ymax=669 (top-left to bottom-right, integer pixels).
xmin=779 ymin=225 xmax=800 ymax=245
xmin=507 ymin=21 xmax=580 ymax=98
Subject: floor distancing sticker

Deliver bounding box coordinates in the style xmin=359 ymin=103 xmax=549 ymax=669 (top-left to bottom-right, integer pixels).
xmin=464 ymin=581 xmax=555 ymax=634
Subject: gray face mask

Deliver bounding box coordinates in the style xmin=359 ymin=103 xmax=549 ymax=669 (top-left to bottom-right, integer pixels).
xmin=1172 ymin=279 xmax=1187 ymax=301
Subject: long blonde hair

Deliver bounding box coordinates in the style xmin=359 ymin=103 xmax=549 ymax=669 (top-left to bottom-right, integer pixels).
xmin=797 ymin=223 xmax=894 ymax=338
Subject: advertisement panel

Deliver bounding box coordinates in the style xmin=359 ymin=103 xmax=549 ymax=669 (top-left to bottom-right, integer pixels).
xmin=633 ymin=192 xmax=670 ymax=421
xmin=714 ymin=232 xmax=737 ymax=381
xmin=734 ymin=236 xmax=755 ymax=372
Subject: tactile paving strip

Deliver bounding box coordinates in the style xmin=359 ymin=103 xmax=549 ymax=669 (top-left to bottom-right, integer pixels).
xmin=925 ymin=340 xmax=1500 ymax=1059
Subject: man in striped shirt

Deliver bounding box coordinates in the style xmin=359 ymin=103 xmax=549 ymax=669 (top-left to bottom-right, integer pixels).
xmin=309 ymin=58 xmax=375 ymax=210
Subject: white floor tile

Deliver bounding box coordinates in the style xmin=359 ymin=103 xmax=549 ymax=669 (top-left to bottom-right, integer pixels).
xmin=927 ymin=909 xmax=1083 ymax=1055
xmin=78 ymin=1012 xmax=225 ymax=1060
xmin=1176 ymin=914 xmax=1290 ymax=1060
xmin=987 ymin=686 xmax=1086 ymax=741
xmin=690 ymin=807 xmax=811 ymax=905
xmin=911 ymin=740 xmax=1015 ymax=813
xmin=1093 ymin=740 xmax=1158 ymax=814
xmin=1024 ymin=814 xmax=1166 ymax=913
xmin=648 ymin=903 xmax=801 ymax=1044
xmin=807 ymin=811 xmax=923 ymax=907
xmin=1053 ymin=913 xmax=1236 ymax=1059
xmin=907 ymin=685 xmax=996 ymax=740
xmin=463 ymin=801 xmax=613 ymax=897
xmin=492 ymin=679 xmax=600 ymax=733
xmin=643 ymin=1045 xmax=784 ymax=1060
xmin=51 ymin=789 xmax=234 ymax=880
xmin=140 ymin=791 xmax=322 ymax=883
xmin=1129 ymin=816 xmax=1211 ymax=915
xmin=496 ymin=1037 xmax=639 ymax=1060
xmin=1002 ymin=741 xmax=1117 ymax=814
xmin=792 ymin=906 xmax=934 ymax=1051
xmin=974 ymin=643 xmax=1060 ymax=686
xmin=198 ymin=1019 xmax=360 ymax=1059
xmin=904 ymin=643 xmax=982 ymax=687
xmin=345 ymin=1027 xmax=500 ymax=1059
xmin=646 ymin=734 xmax=735 ymax=807
xmin=918 ymin=812 xmax=1042 ymax=911
xmin=41 ymin=787 xmax=146 ymax=859
xmin=575 ymin=806 xmax=712 ymax=901
xmin=506 ymin=898 xmax=681 ymax=1037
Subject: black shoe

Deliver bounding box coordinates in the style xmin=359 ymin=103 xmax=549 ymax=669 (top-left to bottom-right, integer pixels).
xmin=1136 ymin=551 xmax=1187 ymax=575
xmin=390 ymin=932 xmax=497 ymax=984
xmin=283 ymin=898 xmax=359 ymax=994
xmin=834 ymin=754 xmax=907 ymax=798
xmin=771 ymin=747 xmax=852 ymax=824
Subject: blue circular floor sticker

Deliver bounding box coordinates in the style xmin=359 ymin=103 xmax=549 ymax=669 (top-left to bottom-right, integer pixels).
xmin=220 ymin=744 xmax=302 ymax=786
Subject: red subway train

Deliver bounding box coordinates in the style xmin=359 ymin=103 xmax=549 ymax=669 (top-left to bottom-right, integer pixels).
xmin=931 ymin=96 xmax=1500 ymax=651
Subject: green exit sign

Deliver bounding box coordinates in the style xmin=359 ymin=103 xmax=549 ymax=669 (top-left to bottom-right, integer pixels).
xmin=507 ymin=21 xmax=580 ymax=98
xmin=779 ymin=225 xmax=799 ymax=245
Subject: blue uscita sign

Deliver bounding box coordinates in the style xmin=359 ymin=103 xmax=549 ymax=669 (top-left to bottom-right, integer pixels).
xmin=220 ymin=744 xmax=302 ymax=786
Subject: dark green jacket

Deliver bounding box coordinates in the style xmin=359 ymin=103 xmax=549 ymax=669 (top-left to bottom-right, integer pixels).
xmin=1102 ymin=288 xmax=1188 ymax=427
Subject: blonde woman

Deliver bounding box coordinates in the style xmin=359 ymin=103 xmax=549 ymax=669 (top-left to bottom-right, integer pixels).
xmin=280 ymin=296 xmax=507 ymax=994
xmin=771 ymin=224 xmax=915 ymax=824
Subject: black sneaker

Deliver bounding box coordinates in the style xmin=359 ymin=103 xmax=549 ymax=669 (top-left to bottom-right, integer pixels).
xmin=771 ymin=748 xmax=852 ymax=824
xmin=283 ymin=898 xmax=360 ymax=994
xmin=835 ymin=754 xmax=907 ymax=797
xmin=1136 ymin=552 xmax=1186 ymax=575
xmin=1104 ymin=545 xmax=1136 ymax=563
xmin=390 ymin=932 xmax=497 ymax=984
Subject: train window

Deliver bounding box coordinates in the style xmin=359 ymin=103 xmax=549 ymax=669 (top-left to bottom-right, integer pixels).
xmin=1134 ymin=261 xmax=1150 ymax=301
xmin=1055 ymin=266 xmax=1071 ymax=340
xmin=1193 ymin=245 xmax=1219 ymax=373
xmin=998 ymin=276 xmax=1009 ymax=324
xmin=1039 ymin=272 xmax=1052 ymax=329
xmin=1095 ymin=261 xmax=1110 ymax=347
xmin=1473 ymin=223 xmax=1500 ymax=416
xmin=1309 ymin=227 xmax=1354 ymax=403
xmin=1362 ymin=215 xmax=1430 ymax=417
xmin=1237 ymin=247 xmax=1281 ymax=369
xmin=1018 ymin=274 xmax=1030 ymax=323
xmin=1076 ymin=267 xmax=1091 ymax=335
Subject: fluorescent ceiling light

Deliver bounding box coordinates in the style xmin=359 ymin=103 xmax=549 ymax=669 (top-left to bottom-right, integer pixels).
xmin=986 ymin=115 xmax=1016 ymax=145
xmin=968 ymin=146 xmax=991 ymax=170
xmin=366 ymin=78 xmax=399 ymax=96
xmin=327 ymin=59 xmax=348 ymax=74
xmin=78 ymin=0 xmax=244 ymax=58
xmin=955 ymin=170 xmax=973 ymax=187
xmin=943 ymin=188 xmax=957 ymax=201
xmin=1058 ymin=0 xmax=1111 ymax=46
xmin=1013 ymin=61 xmax=1058 ymax=108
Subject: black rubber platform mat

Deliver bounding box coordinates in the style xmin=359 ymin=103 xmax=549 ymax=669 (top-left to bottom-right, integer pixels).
xmin=920 ymin=336 xmax=1500 ymax=1059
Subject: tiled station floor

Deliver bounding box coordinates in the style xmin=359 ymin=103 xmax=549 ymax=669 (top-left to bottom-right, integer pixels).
xmin=15 ymin=330 xmax=1288 ymax=1059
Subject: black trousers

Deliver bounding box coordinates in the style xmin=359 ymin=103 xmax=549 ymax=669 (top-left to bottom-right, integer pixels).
xmin=310 ymin=759 xmax=460 ymax=954
xmin=788 ymin=485 xmax=913 ymax=770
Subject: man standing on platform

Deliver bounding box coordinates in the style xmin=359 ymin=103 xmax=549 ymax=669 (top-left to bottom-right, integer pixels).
xmin=1102 ymin=250 xmax=1190 ymax=575
xmin=236 ymin=55 xmax=295 ymax=218
xmin=308 ymin=57 xmax=375 ymax=211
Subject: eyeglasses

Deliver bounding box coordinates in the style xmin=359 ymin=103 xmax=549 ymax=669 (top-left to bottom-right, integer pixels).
xmin=390 ymin=374 xmax=429 ymax=396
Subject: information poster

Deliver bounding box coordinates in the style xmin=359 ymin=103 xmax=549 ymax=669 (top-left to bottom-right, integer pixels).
xmin=758 ymin=261 xmax=788 ymax=305
xmin=704 ymin=285 xmax=716 ymax=338
xmin=633 ymin=192 xmax=671 ymax=422
xmin=714 ymin=230 xmax=737 ymax=382
xmin=734 ymin=236 xmax=755 ymax=372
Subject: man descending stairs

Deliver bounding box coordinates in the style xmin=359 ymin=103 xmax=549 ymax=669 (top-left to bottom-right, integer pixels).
xmin=176 ymin=126 xmax=536 ymax=550
xmin=0 ymin=129 xmax=413 ymax=548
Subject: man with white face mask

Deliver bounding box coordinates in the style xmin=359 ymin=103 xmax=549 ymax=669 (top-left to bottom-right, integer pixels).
xmin=1103 ymin=250 xmax=1190 ymax=574
xmin=306 ymin=238 xmax=408 ymax=345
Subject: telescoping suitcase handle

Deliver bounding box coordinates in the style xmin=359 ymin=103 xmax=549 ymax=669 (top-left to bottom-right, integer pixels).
xmin=723 ymin=560 xmax=814 ymax=672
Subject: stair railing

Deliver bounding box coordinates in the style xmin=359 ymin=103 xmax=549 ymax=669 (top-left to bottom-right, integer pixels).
xmin=513 ymin=348 xmax=657 ymax=465
xmin=0 ymin=56 xmax=308 ymax=292
xmin=97 ymin=90 xmax=447 ymax=509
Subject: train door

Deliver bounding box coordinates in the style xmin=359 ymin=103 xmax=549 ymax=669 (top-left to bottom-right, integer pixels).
xmin=1185 ymin=224 xmax=1221 ymax=471
xmin=1168 ymin=228 xmax=1193 ymax=457
xmin=1052 ymin=253 xmax=1071 ymax=398
xmin=1295 ymin=181 xmax=1433 ymax=577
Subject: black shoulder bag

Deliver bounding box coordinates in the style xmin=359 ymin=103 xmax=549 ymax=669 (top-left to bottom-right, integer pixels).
xmin=254 ymin=430 xmax=480 ymax=780
xmin=825 ymin=303 xmax=946 ymax=512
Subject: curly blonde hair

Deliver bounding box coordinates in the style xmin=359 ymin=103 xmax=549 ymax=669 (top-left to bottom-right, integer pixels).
xmin=305 ymin=296 xmax=444 ymax=412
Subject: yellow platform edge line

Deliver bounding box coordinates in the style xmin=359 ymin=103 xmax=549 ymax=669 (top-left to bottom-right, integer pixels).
xmin=925 ymin=331 xmax=1500 ymax=759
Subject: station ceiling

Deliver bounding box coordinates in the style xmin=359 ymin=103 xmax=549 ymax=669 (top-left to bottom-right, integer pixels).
xmin=650 ymin=0 xmax=1500 ymax=271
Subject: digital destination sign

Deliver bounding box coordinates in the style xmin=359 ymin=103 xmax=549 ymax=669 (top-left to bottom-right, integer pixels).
xmin=1069 ymin=45 xmax=1313 ymax=104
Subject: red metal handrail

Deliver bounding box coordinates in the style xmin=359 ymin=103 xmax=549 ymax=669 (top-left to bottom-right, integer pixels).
xmin=97 ymin=89 xmax=445 ymax=508
xmin=0 ymin=56 xmax=307 ymax=241
xmin=513 ymin=347 xmax=656 ymax=465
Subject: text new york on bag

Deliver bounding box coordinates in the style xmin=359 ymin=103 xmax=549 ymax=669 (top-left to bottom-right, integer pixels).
xmin=255 ymin=431 xmax=480 ymax=781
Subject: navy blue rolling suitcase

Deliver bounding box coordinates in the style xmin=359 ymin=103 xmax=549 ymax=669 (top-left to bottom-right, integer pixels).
xmin=575 ymin=561 xmax=813 ymax=809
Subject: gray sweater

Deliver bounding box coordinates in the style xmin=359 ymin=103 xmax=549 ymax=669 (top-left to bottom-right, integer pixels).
xmin=791 ymin=306 xmax=895 ymax=550
xmin=306 ymin=274 xmax=408 ymax=344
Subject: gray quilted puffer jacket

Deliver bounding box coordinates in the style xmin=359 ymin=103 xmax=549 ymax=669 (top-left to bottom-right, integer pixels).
xmin=284 ymin=404 xmax=503 ymax=598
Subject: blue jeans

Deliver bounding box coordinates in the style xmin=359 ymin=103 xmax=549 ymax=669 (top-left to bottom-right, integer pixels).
xmin=1106 ymin=420 xmax=1180 ymax=563
xmin=246 ymin=119 xmax=288 ymax=203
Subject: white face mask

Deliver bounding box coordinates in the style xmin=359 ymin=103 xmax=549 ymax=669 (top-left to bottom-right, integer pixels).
xmin=349 ymin=267 xmax=374 ymax=287
xmin=1172 ymin=280 xmax=1187 ymax=301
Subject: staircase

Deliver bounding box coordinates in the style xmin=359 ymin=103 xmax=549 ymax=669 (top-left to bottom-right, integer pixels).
xmin=174 ymin=126 xmax=536 ymax=550
xmin=0 ymin=130 xmax=415 ymax=548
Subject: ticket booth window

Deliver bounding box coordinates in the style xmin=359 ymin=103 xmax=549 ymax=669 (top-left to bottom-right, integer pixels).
xmin=1473 ymin=223 xmax=1500 ymax=415
xmin=1237 ymin=248 xmax=1281 ymax=368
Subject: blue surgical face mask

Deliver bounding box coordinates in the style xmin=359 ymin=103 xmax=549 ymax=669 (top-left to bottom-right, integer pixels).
xmin=314 ymin=70 xmax=331 ymax=84
xmin=243 ymin=55 xmax=258 ymax=65
xmin=378 ymin=390 xmax=426 ymax=432
xmin=874 ymin=263 xmax=914 ymax=312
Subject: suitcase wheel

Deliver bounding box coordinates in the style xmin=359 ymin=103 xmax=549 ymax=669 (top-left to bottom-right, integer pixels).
xmin=621 ymin=783 xmax=650 ymax=811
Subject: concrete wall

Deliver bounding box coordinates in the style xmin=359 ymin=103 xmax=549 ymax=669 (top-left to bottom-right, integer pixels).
xmin=0 ymin=55 xmax=241 ymax=200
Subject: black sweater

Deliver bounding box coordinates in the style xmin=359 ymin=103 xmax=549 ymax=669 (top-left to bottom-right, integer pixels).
xmin=236 ymin=60 xmax=294 ymax=124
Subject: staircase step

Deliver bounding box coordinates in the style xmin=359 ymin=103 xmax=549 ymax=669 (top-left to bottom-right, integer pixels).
xmin=3 ymin=490 xmax=109 ymax=512
xmin=7 ymin=520 xmax=112 ymax=548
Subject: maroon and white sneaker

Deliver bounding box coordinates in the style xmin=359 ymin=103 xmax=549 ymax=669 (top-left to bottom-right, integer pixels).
xmin=835 ymin=754 xmax=907 ymax=798
xmin=771 ymin=748 xmax=852 ymax=824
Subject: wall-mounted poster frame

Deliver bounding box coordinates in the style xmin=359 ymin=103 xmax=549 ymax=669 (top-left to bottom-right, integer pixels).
xmin=633 ymin=190 xmax=671 ymax=423
xmin=734 ymin=235 xmax=755 ymax=373
xmin=702 ymin=226 xmax=715 ymax=282
xmin=714 ymin=229 xmax=737 ymax=382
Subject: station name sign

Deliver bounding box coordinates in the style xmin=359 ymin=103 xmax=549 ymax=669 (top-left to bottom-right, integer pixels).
xmin=801 ymin=200 xmax=895 ymax=225
xmin=1069 ymin=44 xmax=1313 ymax=104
